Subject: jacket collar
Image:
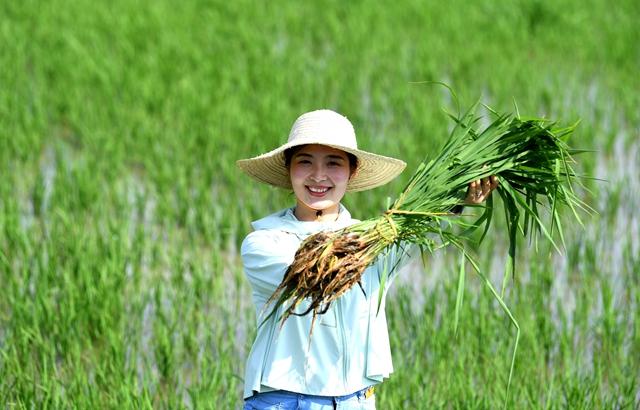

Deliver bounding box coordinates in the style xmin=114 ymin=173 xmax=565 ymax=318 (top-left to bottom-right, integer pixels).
xmin=251 ymin=204 xmax=357 ymax=235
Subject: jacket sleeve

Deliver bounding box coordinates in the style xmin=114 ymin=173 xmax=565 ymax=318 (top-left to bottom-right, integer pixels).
xmin=240 ymin=230 xmax=298 ymax=316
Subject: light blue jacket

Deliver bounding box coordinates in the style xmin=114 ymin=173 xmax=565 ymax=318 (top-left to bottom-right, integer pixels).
xmin=241 ymin=206 xmax=409 ymax=398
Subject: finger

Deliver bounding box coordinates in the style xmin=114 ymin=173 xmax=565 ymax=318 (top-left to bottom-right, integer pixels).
xmin=468 ymin=180 xmax=477 ymax=195
xmin=475 ymin=180 xmax=484 ymax=197
xmin=490 ymin=175 xmax=499 ymax=189
xmin=481 ymin=178 xmax=491 ymax=196
xmin=474 ymin=181 xmax=485 ymax=201
xmin=469 ymin=180 xmax=477 ymax=191
xmin=467 ymin=181 xmax=479 ymax=203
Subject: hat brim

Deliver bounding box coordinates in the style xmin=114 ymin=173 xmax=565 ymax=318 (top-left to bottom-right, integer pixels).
xmin=236 ymin=139 xmax=406 ymax=192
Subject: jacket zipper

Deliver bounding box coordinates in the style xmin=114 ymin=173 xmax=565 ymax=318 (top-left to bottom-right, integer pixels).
xmin=337 ymin=298 xmax=349 ymax=385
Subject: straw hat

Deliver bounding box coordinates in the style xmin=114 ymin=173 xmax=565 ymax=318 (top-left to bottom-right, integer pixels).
xmin=236 ymin=109 xmax=406 ymax=192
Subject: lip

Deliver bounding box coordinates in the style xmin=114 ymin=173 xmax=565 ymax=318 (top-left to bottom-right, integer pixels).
xmin=306 ymin=185 xmax=332 ymax=197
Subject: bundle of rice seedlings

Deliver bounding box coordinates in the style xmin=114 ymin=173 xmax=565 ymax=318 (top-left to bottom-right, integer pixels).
xmin=264 ymin=103 xmax=590 ymax=329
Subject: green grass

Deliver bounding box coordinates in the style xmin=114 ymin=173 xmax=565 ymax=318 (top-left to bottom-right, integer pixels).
xmin=1 ymin=0 xmax=638 ymax=408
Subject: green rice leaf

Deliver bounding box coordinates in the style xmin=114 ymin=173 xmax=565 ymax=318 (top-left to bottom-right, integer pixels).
xmin=454 ymin=250 xmax=466 ymax=337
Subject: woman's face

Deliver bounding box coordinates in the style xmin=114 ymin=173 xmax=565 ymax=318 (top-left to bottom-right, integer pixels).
xmin=289 ymin=144 xmax=352 ymax=219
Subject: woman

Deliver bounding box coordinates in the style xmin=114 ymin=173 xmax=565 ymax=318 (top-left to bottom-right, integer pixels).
xmin=236 ymin=109 xmax=497 ymax=409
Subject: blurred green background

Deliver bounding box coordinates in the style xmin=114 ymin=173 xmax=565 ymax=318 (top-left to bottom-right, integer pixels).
xmin=1 ymin=0 xmax=638 ymax=408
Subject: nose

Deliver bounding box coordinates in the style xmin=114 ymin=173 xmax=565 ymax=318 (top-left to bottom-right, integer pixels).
xmin=309 ymin=163 xmax=327 ymax=182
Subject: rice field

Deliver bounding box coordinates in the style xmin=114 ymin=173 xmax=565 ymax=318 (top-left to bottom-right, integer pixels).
xmin=1 ymin=0 xmax=638 ymax=408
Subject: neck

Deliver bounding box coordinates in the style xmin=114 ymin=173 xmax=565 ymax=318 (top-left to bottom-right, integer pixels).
xmin=294 ymin=204 xmax=340 ymax=222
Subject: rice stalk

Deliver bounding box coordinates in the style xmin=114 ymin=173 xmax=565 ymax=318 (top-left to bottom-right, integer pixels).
xmin=263 ymin=103 xmax=591 ymax=335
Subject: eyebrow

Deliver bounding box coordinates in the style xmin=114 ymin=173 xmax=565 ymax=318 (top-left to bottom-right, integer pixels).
xmin=294 ymin=153 xmax=346 ymax=161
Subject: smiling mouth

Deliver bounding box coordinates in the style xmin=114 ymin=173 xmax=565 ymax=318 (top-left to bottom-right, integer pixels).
xmin=307 ymin=186 xmax=331 ymax=196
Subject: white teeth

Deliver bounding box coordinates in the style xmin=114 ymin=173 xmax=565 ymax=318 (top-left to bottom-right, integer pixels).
xmin=308 ymin=187 xmax=329 ymax=193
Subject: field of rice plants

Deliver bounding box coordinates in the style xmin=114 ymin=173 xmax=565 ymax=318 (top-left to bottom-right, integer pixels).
xmin=1 ymin=0 xmax=638 ymax=408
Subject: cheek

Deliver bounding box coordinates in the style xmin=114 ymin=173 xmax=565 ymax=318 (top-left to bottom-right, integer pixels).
xmin=289 ymin=165 xmax=306 ymax=183
xmin=330 ymin=168 xmax=351 ymax=185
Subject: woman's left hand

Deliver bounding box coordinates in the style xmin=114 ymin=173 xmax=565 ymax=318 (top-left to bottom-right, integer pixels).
xmin=465 ymin=175 xmax=499 ymax=204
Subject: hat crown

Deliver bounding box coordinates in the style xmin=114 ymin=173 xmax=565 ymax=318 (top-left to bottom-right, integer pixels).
xmin=287 ymin=109 xmax=358 ymax=149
